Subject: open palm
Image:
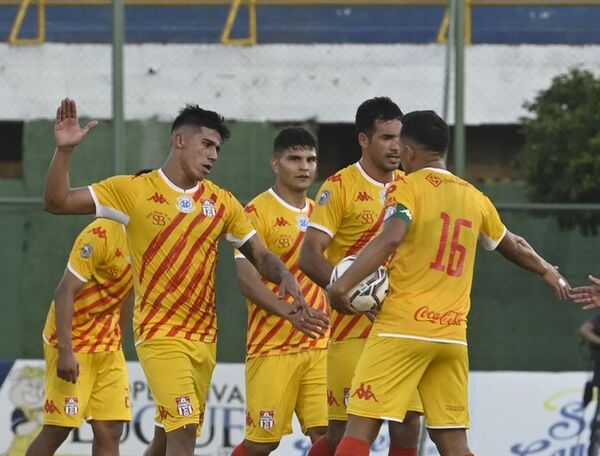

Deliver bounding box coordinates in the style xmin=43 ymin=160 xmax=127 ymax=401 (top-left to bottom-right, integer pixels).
xmin=54 ymin=98 xmax=98 ymax=148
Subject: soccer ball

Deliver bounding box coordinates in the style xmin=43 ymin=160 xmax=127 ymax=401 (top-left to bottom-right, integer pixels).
xmin=330 ymin=256 xmax=389 ymax=312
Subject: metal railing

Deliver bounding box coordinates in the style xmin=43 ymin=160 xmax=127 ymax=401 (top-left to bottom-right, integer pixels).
xmin=4 ymin=0 xmax=600 ymax=45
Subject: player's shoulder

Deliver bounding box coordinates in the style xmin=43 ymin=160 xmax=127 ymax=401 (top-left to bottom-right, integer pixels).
xmin=203 ymin=179 xmax=241 ymax=203
xmin=324 ymin=163 xmax=358 ymax=185
xmin=244 ymin=190 xmax=272 ymax=214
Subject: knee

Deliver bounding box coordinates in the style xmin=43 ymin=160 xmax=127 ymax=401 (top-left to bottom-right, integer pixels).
xmin=307 ymin=426 xmax=327 ymax=443
xmin=92 ymin=421 xmax=124 ymax=444
xmin=389 ymin=413 xmax=422 ymax=448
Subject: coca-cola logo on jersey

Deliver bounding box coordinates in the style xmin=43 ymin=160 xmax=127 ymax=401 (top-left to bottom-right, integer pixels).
xmin=413 ymin=306 xmax=465 ymax=326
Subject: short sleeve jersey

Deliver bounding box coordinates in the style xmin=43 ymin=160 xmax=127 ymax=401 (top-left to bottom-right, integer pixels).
xmin=43 ymin=218 xmax=133 ymax=353
xmin=375 ymin=167 xmax=506 ymax=344
xmin=309 ymin=162 xmax=404 ymax=342
xmin=235 ymin=189 xmax=329 ymax=359
xmin=89 ymin=169 xmax=255 ymax=343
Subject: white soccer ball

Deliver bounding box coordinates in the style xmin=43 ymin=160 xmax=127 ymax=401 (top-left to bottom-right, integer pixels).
xmin=330 ymin=255 xmax=389 ymax=312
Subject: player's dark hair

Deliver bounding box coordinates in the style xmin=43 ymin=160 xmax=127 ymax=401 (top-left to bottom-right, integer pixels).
xmin=355 ymin=97 xmax=403 ymax=137
xmin=273 ymin=127 xmax=317 ymax=156
xmin=400 ymin=110 xmax=450 ymax=155
xmin=171 ymin=104 xmax=230 ymax=141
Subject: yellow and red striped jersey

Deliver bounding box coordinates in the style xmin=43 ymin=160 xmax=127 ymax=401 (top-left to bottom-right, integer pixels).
xmin=43 ymin=218 xmax=132 ymax=354
xmin=89 ymin=169 xmax=255 ymax=343
xmin=309 ymin=162 xmax=404 ymax=342
xmin=235 ymin=189 xmax=329 ymax=359
xmin=376 ymin=167 xmax=506 ymax=344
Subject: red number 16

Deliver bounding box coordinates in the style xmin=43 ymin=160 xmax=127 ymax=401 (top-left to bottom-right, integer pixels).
xmin=429 ymin=212 xmax=472 ymax=277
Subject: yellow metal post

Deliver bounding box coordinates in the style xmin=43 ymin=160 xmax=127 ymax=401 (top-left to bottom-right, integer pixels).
xmin=9 ymin=0 xmax=46 ymax=45
xmin=221 ymin=0 xmax=257 ymax=45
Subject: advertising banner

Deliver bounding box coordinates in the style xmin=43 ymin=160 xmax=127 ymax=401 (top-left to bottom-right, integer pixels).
xmin=0 ymin=360 xmax=595 ymax=455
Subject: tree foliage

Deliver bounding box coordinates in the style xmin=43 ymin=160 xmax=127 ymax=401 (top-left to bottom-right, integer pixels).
xmin=518 ymin=68 xmax=600 ymax=235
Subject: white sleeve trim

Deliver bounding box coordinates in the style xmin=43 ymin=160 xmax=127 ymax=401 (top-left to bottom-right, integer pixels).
xmin=67 ymin=263 xmax=89 ymax=283
xmin=479 ymin=225 xmax=507 ymax=251
xmin=226 ymin=229 xmax=257 ymax=249
xmin=307 ymin=222 xmax=334 ymax=239
xmin=234 ymin=252 xmax=247 ymax=260
xmin=88 ymin=186 xmax=130 ymax=226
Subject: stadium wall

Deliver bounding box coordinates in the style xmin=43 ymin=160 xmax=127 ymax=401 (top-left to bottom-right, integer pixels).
xmin=0 ymin=120 xmax=596 ymax=370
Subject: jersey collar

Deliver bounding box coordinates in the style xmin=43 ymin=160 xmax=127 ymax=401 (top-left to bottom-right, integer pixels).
xmin=268 ymin=188 xmax=309 ymax=213
xmin=355 ymin=161 xmax=389 ymax=188
xmin=421 ymin=167 xmax=452 ymax=175
xmin=158 ymin=168 xmax=200 ymax=194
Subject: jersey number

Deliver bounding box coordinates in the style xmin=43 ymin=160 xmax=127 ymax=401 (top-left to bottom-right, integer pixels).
xmin=429 ymin=212 xmax=472 ymax=277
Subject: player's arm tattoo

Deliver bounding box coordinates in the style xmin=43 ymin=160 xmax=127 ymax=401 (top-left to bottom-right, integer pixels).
xmin=239 ymin=235 xmax=290 ymax=284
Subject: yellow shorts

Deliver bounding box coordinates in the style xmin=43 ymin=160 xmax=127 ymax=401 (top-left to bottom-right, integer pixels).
xmin=347 ymin=336 xmax=469 ymax=428
xmin=136 ymin=338 xmax=216 ymax=433
xmin=245 ymin=349 xmax=328 ymax=443
xmin=328 ymin=338 xmax=422 ymax=421
xmin=43 ymin=345 xmax=131 ymax=427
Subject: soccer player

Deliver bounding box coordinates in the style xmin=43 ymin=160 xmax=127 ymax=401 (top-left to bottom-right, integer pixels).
xmin=26 ymin=217 xmax=133 ymax=456
xmin=231 ymin=127 xmax=329 ymax=456
xmin=327 ymin=110 xmax=570 ymax=456
xmin=43 ymin=98 xmax=328 ymax=456
xmin=299 ymin=97 xmax=423 ymax=456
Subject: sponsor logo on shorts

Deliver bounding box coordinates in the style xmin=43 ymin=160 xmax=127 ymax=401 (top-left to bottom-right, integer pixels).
xmin=259 ymin=410 xmax=275 ymax=429
xmin=414 ymin=306 xmax=465 ymax=327
xmin=64 ymin=397 xmax=79 ymax=416
xmin=327 ymin=390 xmax=340 ymax=407
xmin=445 ymin=405 xmax=466 ymax=412
xmin=352 ymin=383 xmax=379 ymax=402
xmin=246 ymin=411 xmax=256 ymax=427
xmin=44 ymin=399 xmax=60 ymax=414
xmin=176 ymin=396 xmax=194 ymax=416
xmin=158 ymin=406 xmax=173 ymax=421
xmin=343 ymin=388 xmax=351 ymax=407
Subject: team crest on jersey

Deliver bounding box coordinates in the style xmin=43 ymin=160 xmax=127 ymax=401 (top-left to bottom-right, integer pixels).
xmin=176 ymin=195 xmax=195 ymax=213
xmin=317 ymin=190 xmax=331 ymax=206
xmin=380 ymin=189 xmax=387 ymax=204
xmin=176 ymin=396 xmax=193 ymax=416
xmin=259 ymin=410 xmax=275 ymax=429
xmin=80 ymin=244 xmax=93 ymax=259
xmin=64 ymin=397 xmax=79 ymax=416
xmin=202 ymin=200 xmax=217 ymax=217
xmin=297 ymin=215 xmax=309 ymax=232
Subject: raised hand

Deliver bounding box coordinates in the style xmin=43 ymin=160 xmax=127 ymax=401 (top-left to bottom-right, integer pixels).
xmin=55 ymin=98 xmax=98 ymax=150
xmin=570 ymin=275 xmax=600 ymax=310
